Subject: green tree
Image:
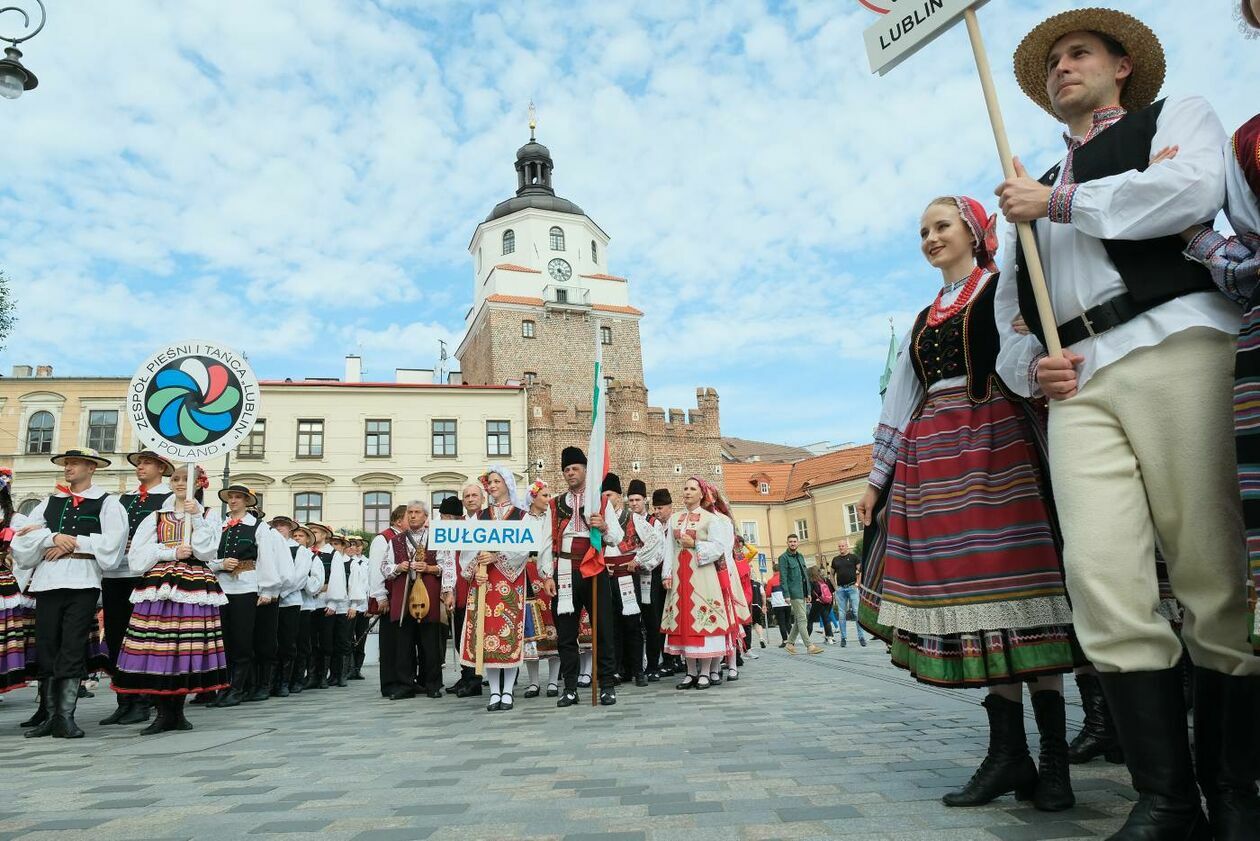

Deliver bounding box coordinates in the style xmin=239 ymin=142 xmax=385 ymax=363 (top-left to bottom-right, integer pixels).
xmin=0 ymin=271 xmax=16 ymax=351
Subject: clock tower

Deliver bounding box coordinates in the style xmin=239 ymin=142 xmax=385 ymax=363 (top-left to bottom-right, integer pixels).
xmin=457 ymin=117 xmax=724 ymax=492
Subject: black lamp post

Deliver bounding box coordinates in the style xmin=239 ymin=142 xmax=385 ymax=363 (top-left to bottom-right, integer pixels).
xmin=0 ymin=1 xmax=45 ymax=100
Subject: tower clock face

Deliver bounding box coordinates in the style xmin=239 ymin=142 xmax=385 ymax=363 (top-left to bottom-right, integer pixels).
xmin=547 ymin=258 xmax=572 ymax=282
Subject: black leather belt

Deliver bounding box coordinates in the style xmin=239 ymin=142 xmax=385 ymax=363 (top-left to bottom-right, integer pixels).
xmin=1057 ymin=292 xmax=1166 ymax=347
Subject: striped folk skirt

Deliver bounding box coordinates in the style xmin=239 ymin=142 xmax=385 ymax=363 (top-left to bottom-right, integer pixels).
xmin=1235 ymin=298 xmax=1260 ymax=651
xmin=111 ymin=560 xmax=229 ymax=696
xmin=859 ymin=385 xmax=1079 ymax=687
xmin=0 ymin=568 xmax=27 ymax=692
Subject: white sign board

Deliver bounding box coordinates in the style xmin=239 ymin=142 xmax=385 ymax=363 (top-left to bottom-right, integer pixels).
xmin=863 ymin=0 xmax=988 ymax=75
xmin=128 ymin=341 xmax=261 ymax=462
xmin=428 ymin=521 xmax=543 ymax=552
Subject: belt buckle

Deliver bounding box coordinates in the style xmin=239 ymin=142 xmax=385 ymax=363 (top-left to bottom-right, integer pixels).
xmin=1080 ymin=311 xmax=1098 ymax=338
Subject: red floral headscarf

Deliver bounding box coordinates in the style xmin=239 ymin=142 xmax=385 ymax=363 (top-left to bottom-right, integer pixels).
xmin=952 ymin=196 xmax=999 ymax=273
xmin=688 ymin=475 xmax=733 ymax=520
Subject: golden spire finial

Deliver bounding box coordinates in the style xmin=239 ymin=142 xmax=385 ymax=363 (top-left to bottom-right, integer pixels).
xmin=528 ymin=100 xmax=537 ymax=141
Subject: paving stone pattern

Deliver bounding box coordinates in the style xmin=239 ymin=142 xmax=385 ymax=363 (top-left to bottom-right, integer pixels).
xmin=0 ymin=641 xmax=1135 ymax=840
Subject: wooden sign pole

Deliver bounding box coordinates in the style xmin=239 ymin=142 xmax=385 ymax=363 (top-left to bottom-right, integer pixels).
xmin=962 ymin=8 xmax=1062 ymax=356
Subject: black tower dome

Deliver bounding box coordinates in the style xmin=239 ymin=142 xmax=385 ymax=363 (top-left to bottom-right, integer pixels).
xmin=485 ymin=133 xmax=585 ymax=223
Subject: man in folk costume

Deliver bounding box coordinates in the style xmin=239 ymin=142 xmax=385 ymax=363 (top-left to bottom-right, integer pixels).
xmin=209 ymin=485 xmax=289 ymax=707
xmin=383 ymin=501 xmax=452 ymax=700
xmin=538 ymin=446 xmax=622 ymax=707
xmin=459 ymin=466 xmax=530 ymax=711
xmin=521 ymin=479 xmax=561 ymax=698
xmin=268 ymin=516 xmax=319 ymax=698
xmin=648 ymin=488 xmax=676 ymax=678
xmin=345 ymin=536 xmax=370 ymax=680
xmin=603 ymin=475 xmax=664 ymax=687
xmin=626 ymin=482 xmax=666 ymax=682
xmin=325 ymin=532 xmax=364 ymax=689
xmin=994 ymin=10 xmax=1260 ymax=838
xmin=303 ymin=522 xmax=338 ymax=690
xmin=12 ymin=448 xmax=128 ymax=738
xmin=370 ymin=504 xmax=406 ymax=698
xmin=99 ymin=450 xmax=173 ymax=727
xmin=449 ymin=481 xmax=485 ymax=698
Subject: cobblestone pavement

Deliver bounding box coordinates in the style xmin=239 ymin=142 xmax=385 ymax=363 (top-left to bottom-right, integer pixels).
xmin=0 ymin=635 xmax=1133 ymax=841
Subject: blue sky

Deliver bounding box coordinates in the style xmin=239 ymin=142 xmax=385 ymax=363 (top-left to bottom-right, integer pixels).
xmin=1 ymin=0 xmax=1255 ymax=447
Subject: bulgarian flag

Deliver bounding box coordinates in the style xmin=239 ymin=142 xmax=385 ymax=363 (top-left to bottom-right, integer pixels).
xmin=580 ymin=320 xmax=610 ymax=578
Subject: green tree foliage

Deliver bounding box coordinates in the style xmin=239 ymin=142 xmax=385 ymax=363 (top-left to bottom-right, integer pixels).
xmin=0 ymin=271 xmax=16 ymax=352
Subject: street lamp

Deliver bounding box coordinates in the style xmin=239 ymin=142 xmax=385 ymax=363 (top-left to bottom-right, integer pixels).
xmin=0 ymin=1 xmax=45 ymax=100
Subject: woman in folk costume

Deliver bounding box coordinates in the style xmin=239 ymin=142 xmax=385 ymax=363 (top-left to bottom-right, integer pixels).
xmin=856 ymin=196 xmax=1077 ymax=812
xmin=459 ymin=465 xmax=529 ymax=711
xmin=112 ymin=465 xmax=227 ymax=733
xmin=662 ymin=476 xmax=735 ymax=691
xmin=711 ymin=502 xmax=751 ymax=685
xmin=521 ymin=479 xmax=561 ymax=699
xmin=0 ymin=468 xmax=28 ymax=694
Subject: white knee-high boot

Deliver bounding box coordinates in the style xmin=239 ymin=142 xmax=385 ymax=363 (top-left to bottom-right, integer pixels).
xmin=501 ymin=666 xmax=518 ymax=703
xmin=546 ymin=656 xmax=561 ymax=690
xmin=525 ymin=658 xmax=540 ymax=687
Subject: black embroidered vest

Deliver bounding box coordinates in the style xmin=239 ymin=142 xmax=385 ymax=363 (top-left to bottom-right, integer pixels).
xmin=909 ymin=273 xmax=1005 ymax=404
xmin=1015 ymin=100 xmax=1213 ymax=346
xmin=218 ymin=520 xmax=260 ymax=561
xmin=44 ymin=494 xmax=107 ymax=539
xmin=119 ymin=489 xmax=172 ymax=539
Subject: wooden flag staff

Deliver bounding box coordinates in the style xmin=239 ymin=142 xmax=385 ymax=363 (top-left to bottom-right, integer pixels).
xmin=962 ymin=8 xmax=1062 ymax=356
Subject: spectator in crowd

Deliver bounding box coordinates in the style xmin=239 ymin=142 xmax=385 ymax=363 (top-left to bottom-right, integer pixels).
xmin=807 ymin=566 xmax=836 ymax=644
xmin=766 ymin=563 xmax=791 ymax=645
xmin=830 ymin=540 xmax=867 ymax=648
xmin=777 ymin=535 xmax=822 ymax=655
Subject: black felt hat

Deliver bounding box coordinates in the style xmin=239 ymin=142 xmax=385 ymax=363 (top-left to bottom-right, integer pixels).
xmin=627 ymin=479 xmax=647 ymax=498
xmin=651 ymin=489 xmax=672 ymax=507
xmin=439 ymin=495 xmax=464 ymax=516
xmin=601 ymin=473 xmax=622 ymax=495
xmin=561 ymin=446 xmax=587 ymax=468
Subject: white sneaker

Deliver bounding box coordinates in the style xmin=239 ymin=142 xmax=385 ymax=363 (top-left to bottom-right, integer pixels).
xmin=749 ymin=652 xmax=759 ymax=659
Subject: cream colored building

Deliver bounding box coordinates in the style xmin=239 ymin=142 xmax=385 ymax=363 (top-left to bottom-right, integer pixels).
xmin=0 ymin=364 xmax=527 ymax=531
xmin=725 ymin=445 xmax=873 ymax=581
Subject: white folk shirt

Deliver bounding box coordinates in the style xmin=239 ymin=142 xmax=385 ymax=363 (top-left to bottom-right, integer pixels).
xmin=535 ymin=491 xmax=624 ymax=580
xmin=280 ymin=539 xmax=319 ymax=609
xmin=322 ymin=548 xmax=367 ymax=615
xmin=367 ymin=531 xmax=394 ymax=602
xmin=12 ymin=485 xmax=128 ymax=592
xmin=303 ymin=545 xmax=333 ymax=611
xmin=126 ymin=499 xmax=219 ymax=575
xmin=995 ymin=96 xmax=1238 ymax=398
xmin=107 ymin=480 xmax=172 ymax=580
xmin=207 ymin=512 xmax=290 ymax=598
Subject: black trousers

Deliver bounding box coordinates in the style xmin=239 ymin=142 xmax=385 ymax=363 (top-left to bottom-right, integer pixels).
xmin=556 ymin=570 xmax=616 ymax=691
xmin=220 ymin=593 xmax=257 ymax=680
xmin=378 ymin=613 xmax=398 ymax=695
xmin=610 ymin=574 xmax=645 ymax=678
xmin=295 ymin=609 xmax=312 ymax=672
xmin=452 ymin=606 xmax=474 ymax=685
xmin=352 ymin=613 xmax=369 ymax=670
xmin=34 ymin=588 xmax=98 ymax=680
xmin=643 ymin=568 xmax=665 ymax=672
xmin=380 ymin=614 xmax=415 ymax=694
xmin=101 ymin=576 xmax=140 ymax=670
xmin=808 ymin=602 xmax=833 ymax=639
xmin=276 ymin=605 xmax=301 ymax=670
xmin=331 ymin=613 xmax=351 ymax=658
xmin=254 ymin=600 xmax=280 ymax=668
xmin=773 ymin=606 xmax=792 ymax=641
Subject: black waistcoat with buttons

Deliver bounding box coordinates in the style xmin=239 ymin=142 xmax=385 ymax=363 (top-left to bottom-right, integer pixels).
xmin=218 ymin=521 xmax=260 ymax=561
xmin=1014 ymin=99 xmax=1213 ymax=347
xmin=44 ymin=494 xmax=108 ymax=539
xmin=909 ymin=273 xmax=1006 ymax=404
xmin=119 ymin=490 xmax=173 ymax=540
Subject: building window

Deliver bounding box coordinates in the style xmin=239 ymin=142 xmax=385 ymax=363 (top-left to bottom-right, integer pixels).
xmin=522 ymin=319 xmax=536 ymax=338
xmin=431 ymin=490 xmax=457 ymax=511
xmin=365 ymin=419 xmax=391 ymax=457
xmin=846 ymin=503 xmax=861 ymax=534
xmin=524 ymin=371 xmax=536 ymax=385
xmin=486 ymin=420 xmax=511 ymax=456
xmin=363 ymin=491 xmax=391 ymax=533
xmin=603 ymin=375 xmax=614 ymax=390
xmin=477 ymin=247 xmax=482 ymax=273
xmin=591 ymin=240 xmax=598 ymax=263
xmin=296 ymin=419 xmax=324 ymax=458
xmin=740 ymin=521 xmax=760 ymax=545
xmin=253 ymin=493 xmax=265 ymax=511
xmin=759 ymin=482 xmax=770 ymax=495
xmin=239 ymin=419 xmax=266 ymax=459
xmin=25 ymin=410 xmax=54 ymax=455
xmin=794 ymin=519 xmax=810 ymax=541
xmin=87 ymin=409 xmax=118 ymax=452
xmin=600 ymin=326 xmax=612 ymax=345
xmin=17 ymin=499 xmax=39 ymax=515
xmin=432 ymin=419 xmax=457 ymax=457
xmin=555 ymin=288 xmax=568 ymax=304
xmin=295 ymin=492 xmax=323 ymax=523
xmin=502 ymin=229 xmax=515 ymax=255
xmin=549 ymin=226 xmax=565 ymax=251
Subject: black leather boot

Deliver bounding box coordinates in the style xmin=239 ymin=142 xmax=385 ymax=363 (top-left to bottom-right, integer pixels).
xmin=116 ymin=693 xmax=150 ymax=725
xmin=311 ymin=656 xmax=328 ymax=689
xmin=99 ymin=694 xmax=130 ymax=726
xmin=215 ymin=669 xmax=247 ymax=707
xmin=139 ymin=697 xmax=170 ymax=735
xmin=51 ymin=678 xmax=85 ymax=739
xmin=23 ymin=679 xmax=57 ymax=737
xmin=21 ymin=679 xmax=50 ymax=728
xmin=330 ymin=655 xmax=345 ymax=688
xmin=1031 ymin=690 xmax=1075 ymax=812
xmin=1069 ymin=672 xmax=1124 ymax=764
xmin=1193 ymin=668 xmax=1260 ymax=841
xmin=942 ymin=694 xmax=1038 ymax=807
xmin=1098 ymin=669 xmax=1211 ymax=840
xmin=274 ymin=660 xmax=290 ymax=698
xmin=167 ymin=695 xmax=194 ymax=731
xmin=245 ymin=665 xmax=272 ymax=702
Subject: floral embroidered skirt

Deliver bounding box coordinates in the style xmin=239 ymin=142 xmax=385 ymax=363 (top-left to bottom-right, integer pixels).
xmin=523 ymin=561 xmax=558 ymax=660
xmin=662 ymin=551 xmax=731 ymax=658
xmin=859 ymin=386 xmax=1080 ymax=687
xmin=460 ymin=566 xmax=526 ymax=668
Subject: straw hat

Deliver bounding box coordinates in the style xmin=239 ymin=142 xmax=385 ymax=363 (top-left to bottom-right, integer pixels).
xmin=51 ymin=448 xmax=111 ymax=468
xmin=126 ymin=450 xmax=175 ymax=476
xmin=1014 ymin=8 xmax=1164 ymax=119
xmin=217 ymin=484 xmax=259 ymax=507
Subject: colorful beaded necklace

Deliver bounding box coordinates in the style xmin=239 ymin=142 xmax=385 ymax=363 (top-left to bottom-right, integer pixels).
xmin=926 ymin=267 xmax=985 ymax=327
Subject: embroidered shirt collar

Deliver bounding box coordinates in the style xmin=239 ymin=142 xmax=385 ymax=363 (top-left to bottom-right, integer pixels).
xmin=1063 ymin=105 xmax=1127 ymax=148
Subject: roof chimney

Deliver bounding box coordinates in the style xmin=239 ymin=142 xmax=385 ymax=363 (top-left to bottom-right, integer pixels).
xmin=11 ymin=365 xmax=31 ymax=377
xmin=345 ymin=355 xmax=362 ymax=384
xmin=34 ymin=365 xmax=52 ymax=378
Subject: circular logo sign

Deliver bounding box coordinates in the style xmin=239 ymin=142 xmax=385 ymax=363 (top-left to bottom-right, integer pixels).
xmin=128 ymin=341 xmax=260 ymax=462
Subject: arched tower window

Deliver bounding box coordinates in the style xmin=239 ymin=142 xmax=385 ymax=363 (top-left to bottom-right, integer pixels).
xmin=502 ymin=229 xmax=515 ymax=255
xmin=591 ymin=240 xmax=598 ymax=263
xmin=25 ymin=411 xmax=54 ymax=454
xmin=549 ymin=226 xmax=565 ymax=251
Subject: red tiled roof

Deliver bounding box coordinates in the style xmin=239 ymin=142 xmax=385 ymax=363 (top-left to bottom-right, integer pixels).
xmin=580 ymin=273 xmax=627 ymax=282
xmin=724 ymin=445 xmax=874 ymax=504
xmin=494 ymin=263 xmax=541 ymax=273
xmin=592 ymin=304 xmax=643 ymax=316
xmin=485 ymin=294 xmax=545 ymax=306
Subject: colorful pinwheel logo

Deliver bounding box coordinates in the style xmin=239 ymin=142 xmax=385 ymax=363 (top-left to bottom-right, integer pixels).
xmin=144 ymin=357 xmax=242 ymax=446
